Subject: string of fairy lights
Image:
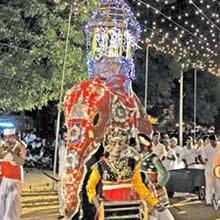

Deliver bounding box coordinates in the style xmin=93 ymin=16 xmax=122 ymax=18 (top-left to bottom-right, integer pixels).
xmin=131 ymin=0 xmax=220 ymax=75
xmin=46 ymin=0 xmax=220 ymax=76
xmin=189 ymin=0 xmax=220 ymax=32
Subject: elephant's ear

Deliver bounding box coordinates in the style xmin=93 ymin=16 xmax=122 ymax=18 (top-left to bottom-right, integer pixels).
xmin=93 ymin=113 xmax=100 ymax=126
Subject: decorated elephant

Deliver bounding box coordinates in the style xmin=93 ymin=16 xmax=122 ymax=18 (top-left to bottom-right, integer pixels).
xmin=63 ymin=74 xmax=152 ymax=217
xmin=63 ymin=0 xmax=152 ymax=218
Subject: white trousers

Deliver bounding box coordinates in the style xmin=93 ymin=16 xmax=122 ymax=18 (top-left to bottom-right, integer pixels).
xmin=214 ymin=176 xmax=220 ymax=201
xmin=0 ymin=178 xmax=22 ymax=220
xmin=205 ymin=171 xmax=220 ymax=203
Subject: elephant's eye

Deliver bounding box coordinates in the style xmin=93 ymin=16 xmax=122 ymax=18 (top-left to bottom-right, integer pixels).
xmin=93 ymin=113 xmax=99 ymax=126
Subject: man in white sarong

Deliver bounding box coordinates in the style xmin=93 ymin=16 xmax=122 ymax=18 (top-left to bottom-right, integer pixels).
xmin=181 ymin=136 xmax=197 ymax=168
xmin=58 ymin=129 xmax=67 ymax=219
xmin=0 ymin=128 xmax=26 ymax=220
xmin=202 ymin=135 xmax=220 ymax=205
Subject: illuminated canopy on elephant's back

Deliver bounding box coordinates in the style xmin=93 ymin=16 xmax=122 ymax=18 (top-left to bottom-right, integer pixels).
xmin=85 ymin=0 xmax=141 ymax=79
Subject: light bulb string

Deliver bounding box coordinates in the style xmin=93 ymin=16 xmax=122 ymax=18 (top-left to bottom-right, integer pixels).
xmin=190 ymin=0 xmax=220 ymax=32
xmin=136 ymin=0 xmax=219 ymax=52
xmin=139 ymin=26 xmax=218 ymax=73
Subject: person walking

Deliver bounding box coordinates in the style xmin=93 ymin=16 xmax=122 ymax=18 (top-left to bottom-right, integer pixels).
xmin=181 ymin=136 xmax=197 ymax=168
xmin=0 ymin=128 xmax=26 ymax=220
xmin=162 ymin=139 xmax=177 ymax=171
xmin=202 ymin=135 xmax=220 ymax=205
xmin=58 ymin=129 xmax=67 ymax=219
xmin=86 ymin=127 xmax=166 ymax=219
xmin=138 ymin=134 xmax=170 ymax=206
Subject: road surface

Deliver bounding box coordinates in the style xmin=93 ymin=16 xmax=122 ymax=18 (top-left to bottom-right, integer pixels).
xmin=21 ymin=169 xmax=220 ymax=220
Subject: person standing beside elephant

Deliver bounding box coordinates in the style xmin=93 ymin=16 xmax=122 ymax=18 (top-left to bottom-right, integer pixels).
xmin=86 ymin=127 xmax=166 ymax=219
xmin=138 ymin=133 xmax=170 ymax=206
xmin=0 ymin=128 xmax=26 ymax=220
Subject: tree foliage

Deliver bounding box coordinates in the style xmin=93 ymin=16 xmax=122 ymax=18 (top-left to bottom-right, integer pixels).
xmin=0 ymin=0 xmax=96 ymax=111
xmin=0 ymin=0 xmax=219 ymax=127
xmin=133 ymin=49 xmax=181 ymax=117
xmin=133 ymin=47 xmax=220 ymax=126
xmin=183 ymin=70 xmax=220 ymax=124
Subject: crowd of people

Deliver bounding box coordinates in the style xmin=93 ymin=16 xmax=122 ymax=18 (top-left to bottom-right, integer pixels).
xmin=162 ymin=123 xmax=216 ymax=144
xmin=0 ymin=128 xmax=66 ymax=220
xmin=0 ymin=129 xmax=26 ymax=220
xmin=23 ymin=130 xmax=54 ymax=170
xmin=150 ymin=131 xmax=220 ymax=206
xmin=0 ymin=129 xmax=54 ymax=170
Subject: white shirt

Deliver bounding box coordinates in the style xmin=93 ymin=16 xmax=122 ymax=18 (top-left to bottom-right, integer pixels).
xmin=162 ymin=148 xmax=177 ymax=170
xmin=180 ymin=146 xmax=197 ymax=167
xmin=194 ymin=147 xmax=205 ymax=169
xmin=196 ymin=147 xmax=202 ymax=157
xmin=174 ymin=146 xmax=185 ymax=169
xmin=58 ymin=140 xmax=66 ymax=178
xmin=175 ymin=145 xmax=182 ymax=156
xmin=24 ymin=133 xmax=37 ymax=143
xmin=152 ymin=142 xmax=167 ymax=159
xmin=25 ymin=150 xmax=32 ymax=161
xmin=202 ymin=143 xmax=220 ymax=173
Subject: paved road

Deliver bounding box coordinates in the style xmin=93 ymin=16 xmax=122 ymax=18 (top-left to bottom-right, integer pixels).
xmin=21 ymin=169 xmax=220 ymax=220
xmin=169 ymin=194 xmax=220 ymax=220
xmin=21 ymin=169 xmax=59 ymax=220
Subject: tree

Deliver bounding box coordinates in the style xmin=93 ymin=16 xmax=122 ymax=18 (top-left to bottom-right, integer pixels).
xmin=130 ymin=0 xmax=220 ymax=127
xmin=133 ymin=48 xmax=182 ymax=117
xmin=133 ymin=46 xmax=220 ymax=127
xmin=0 ymin=0 xmax=96 ymax=111
xmin=182 ymin=70 xmax=220 ymax=125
